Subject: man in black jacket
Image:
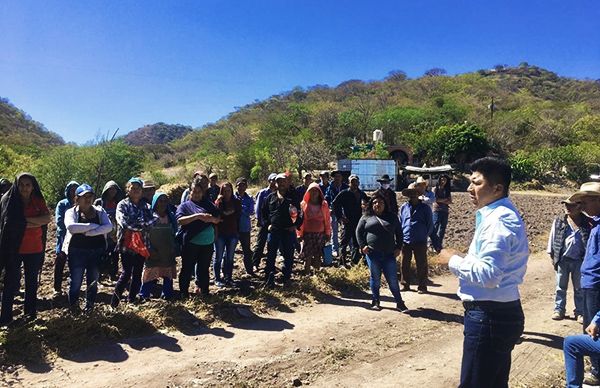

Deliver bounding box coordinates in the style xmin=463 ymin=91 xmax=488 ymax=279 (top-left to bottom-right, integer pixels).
xmin=373 ymin=174 xmax=398 ymax=215
xmin=261 ymin=173 xmax=302 ymax=287
xmin=332 ymin=175 xmax=369 ymax=267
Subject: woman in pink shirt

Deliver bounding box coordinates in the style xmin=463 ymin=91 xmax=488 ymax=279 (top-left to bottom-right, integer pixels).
xmin=298 ymin=183 xmax=331 ymax=273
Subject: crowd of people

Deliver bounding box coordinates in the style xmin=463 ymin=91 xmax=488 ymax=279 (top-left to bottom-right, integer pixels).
xmin=8 ymin=156 xmax=600 ymax=387
xmin=0 ymin=168 xmax=455 ymax=323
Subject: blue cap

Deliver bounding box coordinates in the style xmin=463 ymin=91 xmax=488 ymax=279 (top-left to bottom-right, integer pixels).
xmin=128 ymin=177 xmax=144 ymax=186
xmin=75 ymin=184 xmax=94 ymax=197
xmin=267 ymin=173 xmax=277 ymax=182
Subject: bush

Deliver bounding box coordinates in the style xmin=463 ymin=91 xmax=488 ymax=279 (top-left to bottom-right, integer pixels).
xmin=424 ymin=123 xmax=490 ymax=164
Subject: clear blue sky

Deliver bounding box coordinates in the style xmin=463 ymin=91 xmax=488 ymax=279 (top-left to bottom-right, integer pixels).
xmin=1 ymin=0 xmax=598 ymax=143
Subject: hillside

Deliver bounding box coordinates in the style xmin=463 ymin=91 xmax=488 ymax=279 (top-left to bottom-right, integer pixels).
xmin=0 ymin=97 xmax=64 ymax=150
xmin=122 ymin=122 xmax=193 ymax=146
xmin=166 ymin=64 xmax=600 ymax=183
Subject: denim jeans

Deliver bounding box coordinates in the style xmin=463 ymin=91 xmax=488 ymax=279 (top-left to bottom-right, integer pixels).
xmin=460 ymin=301 xmax=524 ymax=388
xmin=564 ymin=334 xmax=600 ymax=387
xmin=68 ymin=247 xmax=103 ymax=309
xmin=0 ymin=252 xmax=44 ymax=322
xmin=114 ymin=251 xmax=145 ymax=303
xmin=140 ymin=278 xmax=174 ymax=299
xmin=555 ymin=258 xmax=583 ymax=315
xmin=265 ymin=229 xmax=295 ymax=285
xmin=54 ymin=251 xmax=68 ymax=292
xmin=582 ymin=288 xmax=600 ymax=376
xmin=365 ymin=251 xmax=403 ymax=304
xmin=330 ymin=213 xmax=339 ymax=253
xmin=432 ymin=211 xmax=449 ymax=252
xmin=180 ymin=243 xmax=213 ymax=295
xmin=214 ymin=235 xmax=239 ymax=283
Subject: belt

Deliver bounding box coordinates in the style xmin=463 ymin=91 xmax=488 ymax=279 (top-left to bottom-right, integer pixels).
xmin=463 ymin=300 xmax=521 ymax=311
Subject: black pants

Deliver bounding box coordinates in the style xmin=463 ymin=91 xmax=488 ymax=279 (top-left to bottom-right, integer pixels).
xmin=180 ymin=243 xmax=213 ymax=295
xmin=251 ymin=225 xmax=269 ymax=268
xmin=114 ymin=251 xmax=144 ymax=302
xmin=1 ymin=252 xmax=44 ymax=323
xmin=460 ymin=300 xmax=524 ymax=388
xmin=53 ymin=251 xmax=67 ymax=292
xmin=401 ymin=242 xmax=428 ymax=290
xmin=340 ymin=220 xmax=360 ymax=265
xmin=238 ymin=231 xmax=253 ymax=274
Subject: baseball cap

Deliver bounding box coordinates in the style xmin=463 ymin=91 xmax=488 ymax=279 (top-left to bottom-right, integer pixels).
xmin=76 ymin=184 xmax=94 ymax=197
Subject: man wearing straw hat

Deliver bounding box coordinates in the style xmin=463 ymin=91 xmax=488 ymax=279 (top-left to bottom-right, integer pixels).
xmin=562 ymin=181 xmax=600 ymax=386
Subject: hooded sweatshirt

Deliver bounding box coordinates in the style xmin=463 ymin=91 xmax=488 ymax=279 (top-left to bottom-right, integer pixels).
xmin=55 ymin=180 xmax=79 ymax=254
xmin=94 ymin=180 xmax=123 ymax=219
xmin=298 ymin=183 xmax=331 ymax=238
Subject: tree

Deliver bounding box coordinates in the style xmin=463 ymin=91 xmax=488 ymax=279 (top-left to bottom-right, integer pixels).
xmin=385 ymin=70 xmax=408 ymax=82
xmin=424 ymin=68 xmax=447 ymax=77
xmin=425 ymin=123 xmax=490 ymax=165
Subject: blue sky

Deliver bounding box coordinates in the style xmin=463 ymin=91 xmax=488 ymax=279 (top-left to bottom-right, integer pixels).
xmin=0 ymin=0 xmax=598 ymax=143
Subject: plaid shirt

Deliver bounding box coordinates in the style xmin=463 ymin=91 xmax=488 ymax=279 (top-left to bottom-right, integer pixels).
xmin=116 ymin=197 xmax=157 ymax=252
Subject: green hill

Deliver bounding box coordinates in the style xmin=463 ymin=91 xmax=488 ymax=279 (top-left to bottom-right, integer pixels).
xmin=167 ymin=64 xmax=600 ymax=182
xmin=0 ymin=97 xmax=64 ymax=151
xmin=122 ymin=122 xmax=193 ymax=146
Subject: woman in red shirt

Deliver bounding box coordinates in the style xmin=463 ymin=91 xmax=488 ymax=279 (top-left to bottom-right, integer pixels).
xmin=298 ymin=183 xmax=331 ymax=273
xmin=0 ymin=173 xmax=51 ymax=325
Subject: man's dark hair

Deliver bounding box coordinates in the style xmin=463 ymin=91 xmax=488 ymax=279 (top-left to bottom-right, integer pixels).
xmin=470 ymin=157 xmax=511 ymax=196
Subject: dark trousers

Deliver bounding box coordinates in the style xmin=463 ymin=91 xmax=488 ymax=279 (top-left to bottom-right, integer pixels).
xmin=54 ymin=251 xmax=67 ymax=292
xmin=340 ymin=220 xmax=360 ymax=265
xmin=114 ymin=251 xmax=145 ymax=302
xmin=583 ymin=288 xmax=600 ymax=375
xmin=1 ymin=252 xmax=44 ymax=322
xmin=401 ymin=242 xmax=428 ymax=289
xmin=238 ymin=231 xmax=253 ymax=274
xmin=180 ymin=243 xmax=213 ymax=295
xmin=251 ymin=224 xmax=269 ymax=268
xmin=459 ymin=300 xmax=524 ymax=388
xmin=265 ymin=229 xmax=295 ymax=285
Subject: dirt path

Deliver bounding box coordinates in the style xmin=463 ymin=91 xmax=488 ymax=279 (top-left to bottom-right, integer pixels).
xmin=12 ymin=251 xmax=577 ymax=388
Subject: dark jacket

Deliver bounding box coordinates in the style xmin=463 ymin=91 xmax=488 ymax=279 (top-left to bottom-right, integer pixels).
xmin=549 ymin=215 xmax=591 ymax=267
xmin=175 ymin=198 xmax=220 ymax=247
xmin=0 ymin=173 xmax=47 ymax=269
xmin=325 ymin=182 xmax=348 ymax=207
xmin=261 ymin=191 xmax=302 ymax=231
xmin=332 ymin=188 xmax=368 ymax=224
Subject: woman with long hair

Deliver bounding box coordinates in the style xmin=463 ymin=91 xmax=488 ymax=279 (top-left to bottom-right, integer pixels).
xmin=0 ymin=173 xmax=51 ymax=325
xmin=356 ymin=192 xmax=408 ymax=312
xmin=214 ymin=182 xmax=241 ymax=287
xmin=432 ymin=174 xmax=452 ymax=252
xmin=298 ymin=183 xmax=331 ymax=273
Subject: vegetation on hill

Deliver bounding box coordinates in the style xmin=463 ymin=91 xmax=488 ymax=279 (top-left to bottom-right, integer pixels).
xmin=122 ymin=122 xmax=193 ymax=146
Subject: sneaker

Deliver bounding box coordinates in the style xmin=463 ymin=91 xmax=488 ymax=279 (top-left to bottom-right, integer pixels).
xmin=577 ymin=315 xmax=584 ymax=324
xmin=401 ymin=284 xmax=411 ymax=292
xmin=417 ymin=288 xmax=428 ymax=294
xmin=370 ymin=300 xmax=381 ymax=310
xmin=551 ymin=311 xmax=564 ymax=320
xmin=583 ymin=372 xmax=600 ymax=386
xmin=52 ymin=290 xmax=63 ymax=298
xmin=215 ymin=280 xmax=225 ymax=288
xmin=396 ymin=302 xmax=409 ymax=313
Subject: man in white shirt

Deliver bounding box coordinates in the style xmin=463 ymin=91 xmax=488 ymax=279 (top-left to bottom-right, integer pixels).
xmin=438 ymin=157 xmax=528 ymax=388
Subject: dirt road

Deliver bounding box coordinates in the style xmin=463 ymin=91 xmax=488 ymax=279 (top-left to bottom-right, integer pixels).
xmin=13 ymin=250 xmax=577 ymax=388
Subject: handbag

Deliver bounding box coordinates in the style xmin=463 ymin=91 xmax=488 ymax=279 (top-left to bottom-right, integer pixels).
xmin=123 ymin=230 xmax=151 ymax=259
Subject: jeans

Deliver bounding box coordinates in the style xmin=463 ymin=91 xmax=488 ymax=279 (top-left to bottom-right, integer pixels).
xmin=114 ymin=251 xmax=145 ymax=303
xmin=564 ymin=334 xmax=600 ymax=387
xmin=432 ymin=211 xmax=449 ymax=252
xmin=401 ymin=242 xmax=428 ymax=290
xmin=251 ymin=224 xmax=269 ymax=268
xmin=366 ymin=251 xmax=403 ymax=304
xmin=582 ymin=288 xmax=600 ymax=376
xmin=265 ymin=229 xmax=295 ymax=286
xmin=214 ymin=235 xmax=239 ymax=283
xmin=238 ymin=231 xmax=253 ymax=273
xmin=54 ymin=251 xmax=68 ymax=292
xmin=68 ymin=247 xmax=103 ymax=309
xmin=330 ymin=213 xmax=339 ymax=253
xmin=460 ymin=301 xmax=525 ymax=388
xmin=180 ymin=243 xmax=213 ymax=295
xmin=140 ymin=278 xmax=174 ymax=299
xmin=555 ymin=258 xmax=583 ymax=315
xmin=0 ymin=252 xmax=44 ymax=322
